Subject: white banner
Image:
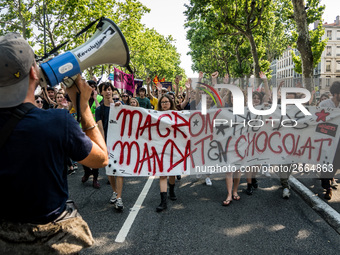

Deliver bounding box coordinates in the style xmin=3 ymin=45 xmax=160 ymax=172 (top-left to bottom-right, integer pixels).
xmin=106 ymin=105 xmax=340 ymax=176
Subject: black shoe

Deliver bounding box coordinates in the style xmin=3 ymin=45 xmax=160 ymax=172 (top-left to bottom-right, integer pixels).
xmin=324 ymin=188 xmax=332 ymax=200
xmin=169 ymin=184 xmax=177 ymax=201
xmin=93 ymin=180 xmax=100 ymax=189
xmin=252 ymin=178 xmax=258 ymax=189
xmin=246 ymin=183 xmax=253 ymax=195
xmin=176 ymin=175 xmax=181 ymax=180
xmin=156 ymin=192 xmax=167 ymax=212
xmin=81 ymin=175 xmax=90 ymax=183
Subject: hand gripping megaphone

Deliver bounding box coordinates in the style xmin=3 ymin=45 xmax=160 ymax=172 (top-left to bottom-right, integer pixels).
xmin=39 ymin=18 xmax=130 ymax=88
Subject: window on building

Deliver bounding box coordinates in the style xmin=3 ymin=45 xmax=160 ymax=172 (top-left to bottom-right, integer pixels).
xmin=326 ymin=61 xmax=331 ymax=72
xmin=337 ymin=46 xmax=340 ymax=56
xmin=336 ymin=61 xmax=340 ymax=72
xmin=337 ymin=30 xmax=340 ymax=40
xmin=326 ymin=46 xmax=332 ymax=56
xmin=326 ymin=76 xmax=331 ymax=87
xmin=327 ymin=30 xmax=332 ymax=40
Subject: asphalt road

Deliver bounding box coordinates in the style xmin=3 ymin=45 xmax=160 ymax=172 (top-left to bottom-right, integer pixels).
xmin=68 ymin=166 xmax=340 ymax=255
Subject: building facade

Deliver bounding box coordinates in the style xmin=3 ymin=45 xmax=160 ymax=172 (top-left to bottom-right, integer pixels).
xmin=270 ymin=15 xmax=340 ymax=96
xmin=317 ymin=16 xmax=340 ymax=94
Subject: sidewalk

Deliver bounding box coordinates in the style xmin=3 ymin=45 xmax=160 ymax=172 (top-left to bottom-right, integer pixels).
xmin=289 ymin=170 xmax=340 ymax=234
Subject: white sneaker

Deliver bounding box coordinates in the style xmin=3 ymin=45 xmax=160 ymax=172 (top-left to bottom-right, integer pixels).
xmin=205 ymin=177 xmax=212 ymax=186
xmin=282 ymin=188 xmax=290 ymax=199
xmin=110 ymin=192 xmax=117 ymax=204
xmin=114 ymin=198 xmax=124 ymax=210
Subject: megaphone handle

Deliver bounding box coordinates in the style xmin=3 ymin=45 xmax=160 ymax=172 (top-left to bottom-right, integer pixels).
xmin=76 ymin=92 xmax=81 ymax=123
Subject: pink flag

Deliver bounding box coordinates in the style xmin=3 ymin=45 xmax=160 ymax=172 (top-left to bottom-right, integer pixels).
xmin=113 ymin=68 xmax=135 ymax=93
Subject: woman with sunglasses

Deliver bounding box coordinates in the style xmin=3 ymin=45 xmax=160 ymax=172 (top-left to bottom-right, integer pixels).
xmin=34 ymin=95 xmax=45 ymax=109
xmin=121 ymin=93 xmax=130 ymax=105
xmin=112 ymin=91 xmax=124 ymax=104
xmin=155 ymin=94 xmax=178 ymax=212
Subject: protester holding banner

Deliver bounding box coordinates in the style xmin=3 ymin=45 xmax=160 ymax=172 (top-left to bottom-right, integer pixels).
xmin=245 ymin=72 xmax=272 ymax=195
xmin=316 ymin=93 xmax=330 ymax=106
xmin=96 ymin=82 xmax=125 ymax=210
xmin=319 ymin=81 xmax=340 ymax=200
xmin=121 ymin=92 xmax=130 ymax=105
xmin=156 ymin=94 xmax=178 ymax=212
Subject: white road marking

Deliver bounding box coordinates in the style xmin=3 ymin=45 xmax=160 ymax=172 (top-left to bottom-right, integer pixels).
xmin=115 ymin=176 xmax=155 ymax=243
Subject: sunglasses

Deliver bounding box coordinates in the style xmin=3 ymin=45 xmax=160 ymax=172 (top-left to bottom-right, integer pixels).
xmin=36 ymin=100 xmax=43 ymax=103
xmin=122 ymin=95 xmax=128 ymax=97
xmin=113 ymin=98 xmax=119 ymax=101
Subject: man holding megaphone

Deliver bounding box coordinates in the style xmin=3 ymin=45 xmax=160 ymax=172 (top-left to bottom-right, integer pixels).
xmin=0 ymin=33 xmax=108 ymax=254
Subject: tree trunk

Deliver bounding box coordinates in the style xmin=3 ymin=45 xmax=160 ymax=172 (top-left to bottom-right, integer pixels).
xmin=292 ymin=0 xmax=314 ymax=91
xmin=246 ymin=32 xmax=261 ymax=87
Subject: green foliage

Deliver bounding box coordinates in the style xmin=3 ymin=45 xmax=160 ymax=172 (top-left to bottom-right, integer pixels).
xmin=0 ymin=0 xmax=185 ymax=82
xmin=0 ymin=0 xmax=35 ymax=40
xmin=185 ymin=0 xmax=288 ymax=81
xmin=291 ymin=0 xmax=326 ymax=74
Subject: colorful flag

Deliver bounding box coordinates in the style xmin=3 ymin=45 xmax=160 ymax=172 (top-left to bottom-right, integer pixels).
xmin=153 ymin=75 xmax=159 ymax=84
xmin=159 ymin=77 xmax=165 ymax=82
xmin=113 ymin=68 xmax=135 ymax=93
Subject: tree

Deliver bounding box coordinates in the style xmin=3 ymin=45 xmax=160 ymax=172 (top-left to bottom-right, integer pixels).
xmin=185 ymin=0 xmax=279 ymax=87
xmin=290 ymin=0 xmax=326 ymax=91
xmin=0 ymin=0 xmax=35 ymax=39
xmin=0 ymin=0 xmax=186 ymax=81
xmin=128 ymin=27 xmax=185 ymax=81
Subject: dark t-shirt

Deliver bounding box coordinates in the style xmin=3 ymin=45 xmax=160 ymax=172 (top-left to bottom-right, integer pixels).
xmin=95 ymin=104 xmax=110 ymax=141
xmin=137 ymin=97 xmax=151 ymax=109
xmin=0 ymin=107 xmax=92 ymax=223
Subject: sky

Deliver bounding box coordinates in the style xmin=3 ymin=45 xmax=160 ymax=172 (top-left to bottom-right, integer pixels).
xmin=139 ymin=0 xmax=339 ymax=78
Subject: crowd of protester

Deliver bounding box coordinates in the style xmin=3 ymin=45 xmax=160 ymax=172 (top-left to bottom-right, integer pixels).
xmin=33 ymin=71 xmax=340 ymax=210
xmin=2 ymin=33 xmax=339 ymax=254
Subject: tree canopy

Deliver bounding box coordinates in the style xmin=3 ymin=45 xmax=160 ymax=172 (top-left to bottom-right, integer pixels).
xmin=0 ymin=0 xmax=186 ymax=82
xmin=184 ymin=0 xmax=326 ymax=90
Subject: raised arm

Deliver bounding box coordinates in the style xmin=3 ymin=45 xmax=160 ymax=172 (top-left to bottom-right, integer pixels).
xmin=211 ymin=71 xmax=219 ymax=86
xmin=146 ymin=77 xmax=154 ymax=100
xmin=180 ymin=79 xmax=191 ymax=109
xmin=259 ymin=71 xmax=271 ymax=104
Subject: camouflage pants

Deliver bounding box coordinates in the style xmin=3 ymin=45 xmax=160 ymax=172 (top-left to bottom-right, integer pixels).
xmin=0 ymin=201 xmax=94 ymax=255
